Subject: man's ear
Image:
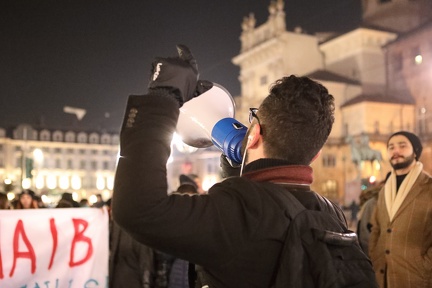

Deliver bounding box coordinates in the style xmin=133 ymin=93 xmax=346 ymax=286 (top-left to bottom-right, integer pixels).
xmin=246 ymin=124 xmax=261 ymax=149
xmin=310 ymin=149 xmax=322 ymax=164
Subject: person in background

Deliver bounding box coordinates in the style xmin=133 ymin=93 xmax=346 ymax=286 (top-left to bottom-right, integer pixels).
xmin=369 ymin=131 xmax=432 ymax=288
xmin=348 ymin=200 xmax=360 ymax=228
xmin=156 ymin=182 xmax=199 ymax=288
xmin=356 ymin=181 xmax=384 ymax=255
xmin=34 ymin=194 xmax=46 ymax=208
xmin=108 ymin=198 xmax=155 ymax=288
xmin=186 ymin=174 xmax=205 ymax=194
xmin=80 ymin=198 xmax=90 ymax=207
xmin=176 ymin=175 xmax=199 ymax=195
xmin=58 ymin=192 xmax=80 ymax=208
xmin=56 ymin=199 xmax=74 ymax=208
xmin=0 ymin=192 xmax=10 ymax=209
xmin=92 ymin=193 xmax=105 ymax=208
xmin=113 ymin=45 xmax=347 ymax=287
xmin=15 ymin=189 xmax=38 ymax=209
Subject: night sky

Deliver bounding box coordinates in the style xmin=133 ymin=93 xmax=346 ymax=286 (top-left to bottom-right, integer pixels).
xmin=1 ymin=0 xmax=361 ymax=132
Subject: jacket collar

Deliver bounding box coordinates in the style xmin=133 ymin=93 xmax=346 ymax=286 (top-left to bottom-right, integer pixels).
xmin=241 ymin=159 xmax=313 ymax=185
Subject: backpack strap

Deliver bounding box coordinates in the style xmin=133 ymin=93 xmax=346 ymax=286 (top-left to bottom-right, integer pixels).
xmin=267 ymin=184 xmax=308 ymax=288
xmin=274 ymin=183 xmax=355 ymax=246
xmin=277 ymin=185 xmax=307 ymax=219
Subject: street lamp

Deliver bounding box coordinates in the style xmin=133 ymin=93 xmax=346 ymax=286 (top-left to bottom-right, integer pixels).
xmin=33 ymin=148 xmax=44 ymax=164
xmin=71 ymin=175 xmax=81 ymax=190
xmin=22 ymin=178 xmax=31 ymax=189
xmin=33 ymin=148 xmax=44 ymax=189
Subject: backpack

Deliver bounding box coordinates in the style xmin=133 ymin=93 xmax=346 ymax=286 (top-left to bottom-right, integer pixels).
xmin=273 ymin=186 xmax=378 ymax=288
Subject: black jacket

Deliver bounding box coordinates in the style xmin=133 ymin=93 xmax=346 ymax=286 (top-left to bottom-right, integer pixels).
xmin=113 ymin=93 xmax=346 ymax=288
xmin=109 ymin=220 xmax=154 ymax=288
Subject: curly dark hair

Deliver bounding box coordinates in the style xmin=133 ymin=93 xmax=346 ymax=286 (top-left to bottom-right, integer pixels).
xmin=258 ymin=75 xmax=334 ymax=164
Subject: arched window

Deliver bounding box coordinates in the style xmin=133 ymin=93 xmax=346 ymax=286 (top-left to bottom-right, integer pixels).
xmin=77 ymin=132 xmax=88 ymax=143
xmin=65 ymin=131 xmax=76 ymax=143
xmin=52 ymin=131 xmax=63 ymax=142
xmin=101 ymin=134 xmax=111 ymax=145
xmin=40 ymin=130 xmax=51 ymax=141
xmin=111 ymin=135 xmax=120 ymax=145
xmin=89 ymin=133 xmax=99 ymax=144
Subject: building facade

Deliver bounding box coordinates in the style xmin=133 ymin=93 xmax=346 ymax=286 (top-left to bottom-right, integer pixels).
xmin=0 ymin=123 xmax=223 ymax=202
xmin=384 ymin=20 xmax=432 ymax=173
xmin=232 ymin=0 xmax=431 ymax=204
xmin=0 ymin=124 xmax=119 ymax=205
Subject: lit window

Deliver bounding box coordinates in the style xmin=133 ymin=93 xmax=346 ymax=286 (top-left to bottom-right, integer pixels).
xmin=91 ymin=161 xmax=98 ymax=170
xmin=71 ymin=175 xmax=81 ymax=190
xmin=55 ymin=159 xmax=61 ymax=169
xmin=321 ymin=180 xmax=338 ymax=201
xmin=374 ymin=121 xmax=380 ymax=134
xmin=322 ymin=154 xmax=336 ymax=167
xmin=393 ymin=53 xmax=402 ymax=71
xmin=414 ymin=54 xmax=423 ymax=65
xmin=59 ymin=175 xmax=69 ymax=189
xmin=411 ymin=46 xmax=421 ymax=65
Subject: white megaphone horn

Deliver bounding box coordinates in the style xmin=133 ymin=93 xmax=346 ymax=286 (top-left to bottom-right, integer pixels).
xmin=177 ymin=83 xmax=247 ymax=164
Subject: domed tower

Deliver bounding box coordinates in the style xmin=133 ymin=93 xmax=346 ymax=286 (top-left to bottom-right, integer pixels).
xmin=362 ymin=0 xmax=432 ymax=33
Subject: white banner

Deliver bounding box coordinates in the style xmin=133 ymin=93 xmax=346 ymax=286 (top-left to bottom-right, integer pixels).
xmin=0 ymin=208 xmax=109 ymax=288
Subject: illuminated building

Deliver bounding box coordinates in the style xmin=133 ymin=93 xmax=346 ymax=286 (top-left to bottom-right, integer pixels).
xmin=232 ymin=0 xmax=431 ymax=204
xmin=0 ymin=124 xmax=118 ymax=204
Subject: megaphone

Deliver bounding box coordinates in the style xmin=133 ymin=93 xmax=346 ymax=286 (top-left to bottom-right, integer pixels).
xmin=177 ymin=83 xmax=248 ymax=164
xmin=211 ymin=118 xmax=247 ymax=165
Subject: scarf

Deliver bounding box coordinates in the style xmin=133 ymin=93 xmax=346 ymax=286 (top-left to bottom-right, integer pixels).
xmin=385 ymin=161 xmax=423 ymax=221
xmin=242 ymin=165 xmax=313 ymax=185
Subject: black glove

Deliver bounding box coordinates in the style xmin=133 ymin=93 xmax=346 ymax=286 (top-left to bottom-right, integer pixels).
xmin=220 ymin=154 xmax=241 ymax=179
xmin=148 ymin=44 xmax=199 ymax=106
xmin=194 ymin=79 xmax=213 ymax=97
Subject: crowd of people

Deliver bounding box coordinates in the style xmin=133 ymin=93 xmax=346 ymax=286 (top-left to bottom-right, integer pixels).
xmin=2 ymin=44 xmax=431 ymax=287
xmin=0 ymin=190 xmax=105 ymax=210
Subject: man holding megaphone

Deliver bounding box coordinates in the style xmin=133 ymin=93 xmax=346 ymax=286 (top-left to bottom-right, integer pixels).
xmin=113 ymin=45 xmax=347 ymax=287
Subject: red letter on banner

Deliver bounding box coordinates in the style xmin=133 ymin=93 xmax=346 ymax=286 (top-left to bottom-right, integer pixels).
xmin=69 ymin=218 xmax=93 ymax=267
xmin=10 ymin=220 xmax=36 ymax=277
xmin=48 ymin=218 xmax=58 ymax=270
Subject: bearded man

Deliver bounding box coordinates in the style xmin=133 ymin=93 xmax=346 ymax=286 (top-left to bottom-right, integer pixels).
xmin=369 ymin=131 xmax=432 ymax=288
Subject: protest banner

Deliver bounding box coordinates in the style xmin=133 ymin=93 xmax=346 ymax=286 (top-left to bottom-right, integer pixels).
xmin=0 ymin=207 xmax=109 ymax=288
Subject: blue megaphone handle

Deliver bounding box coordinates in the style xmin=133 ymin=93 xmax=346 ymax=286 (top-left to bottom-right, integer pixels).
xmin=211 ymin=118 xmax=247 ymax=165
